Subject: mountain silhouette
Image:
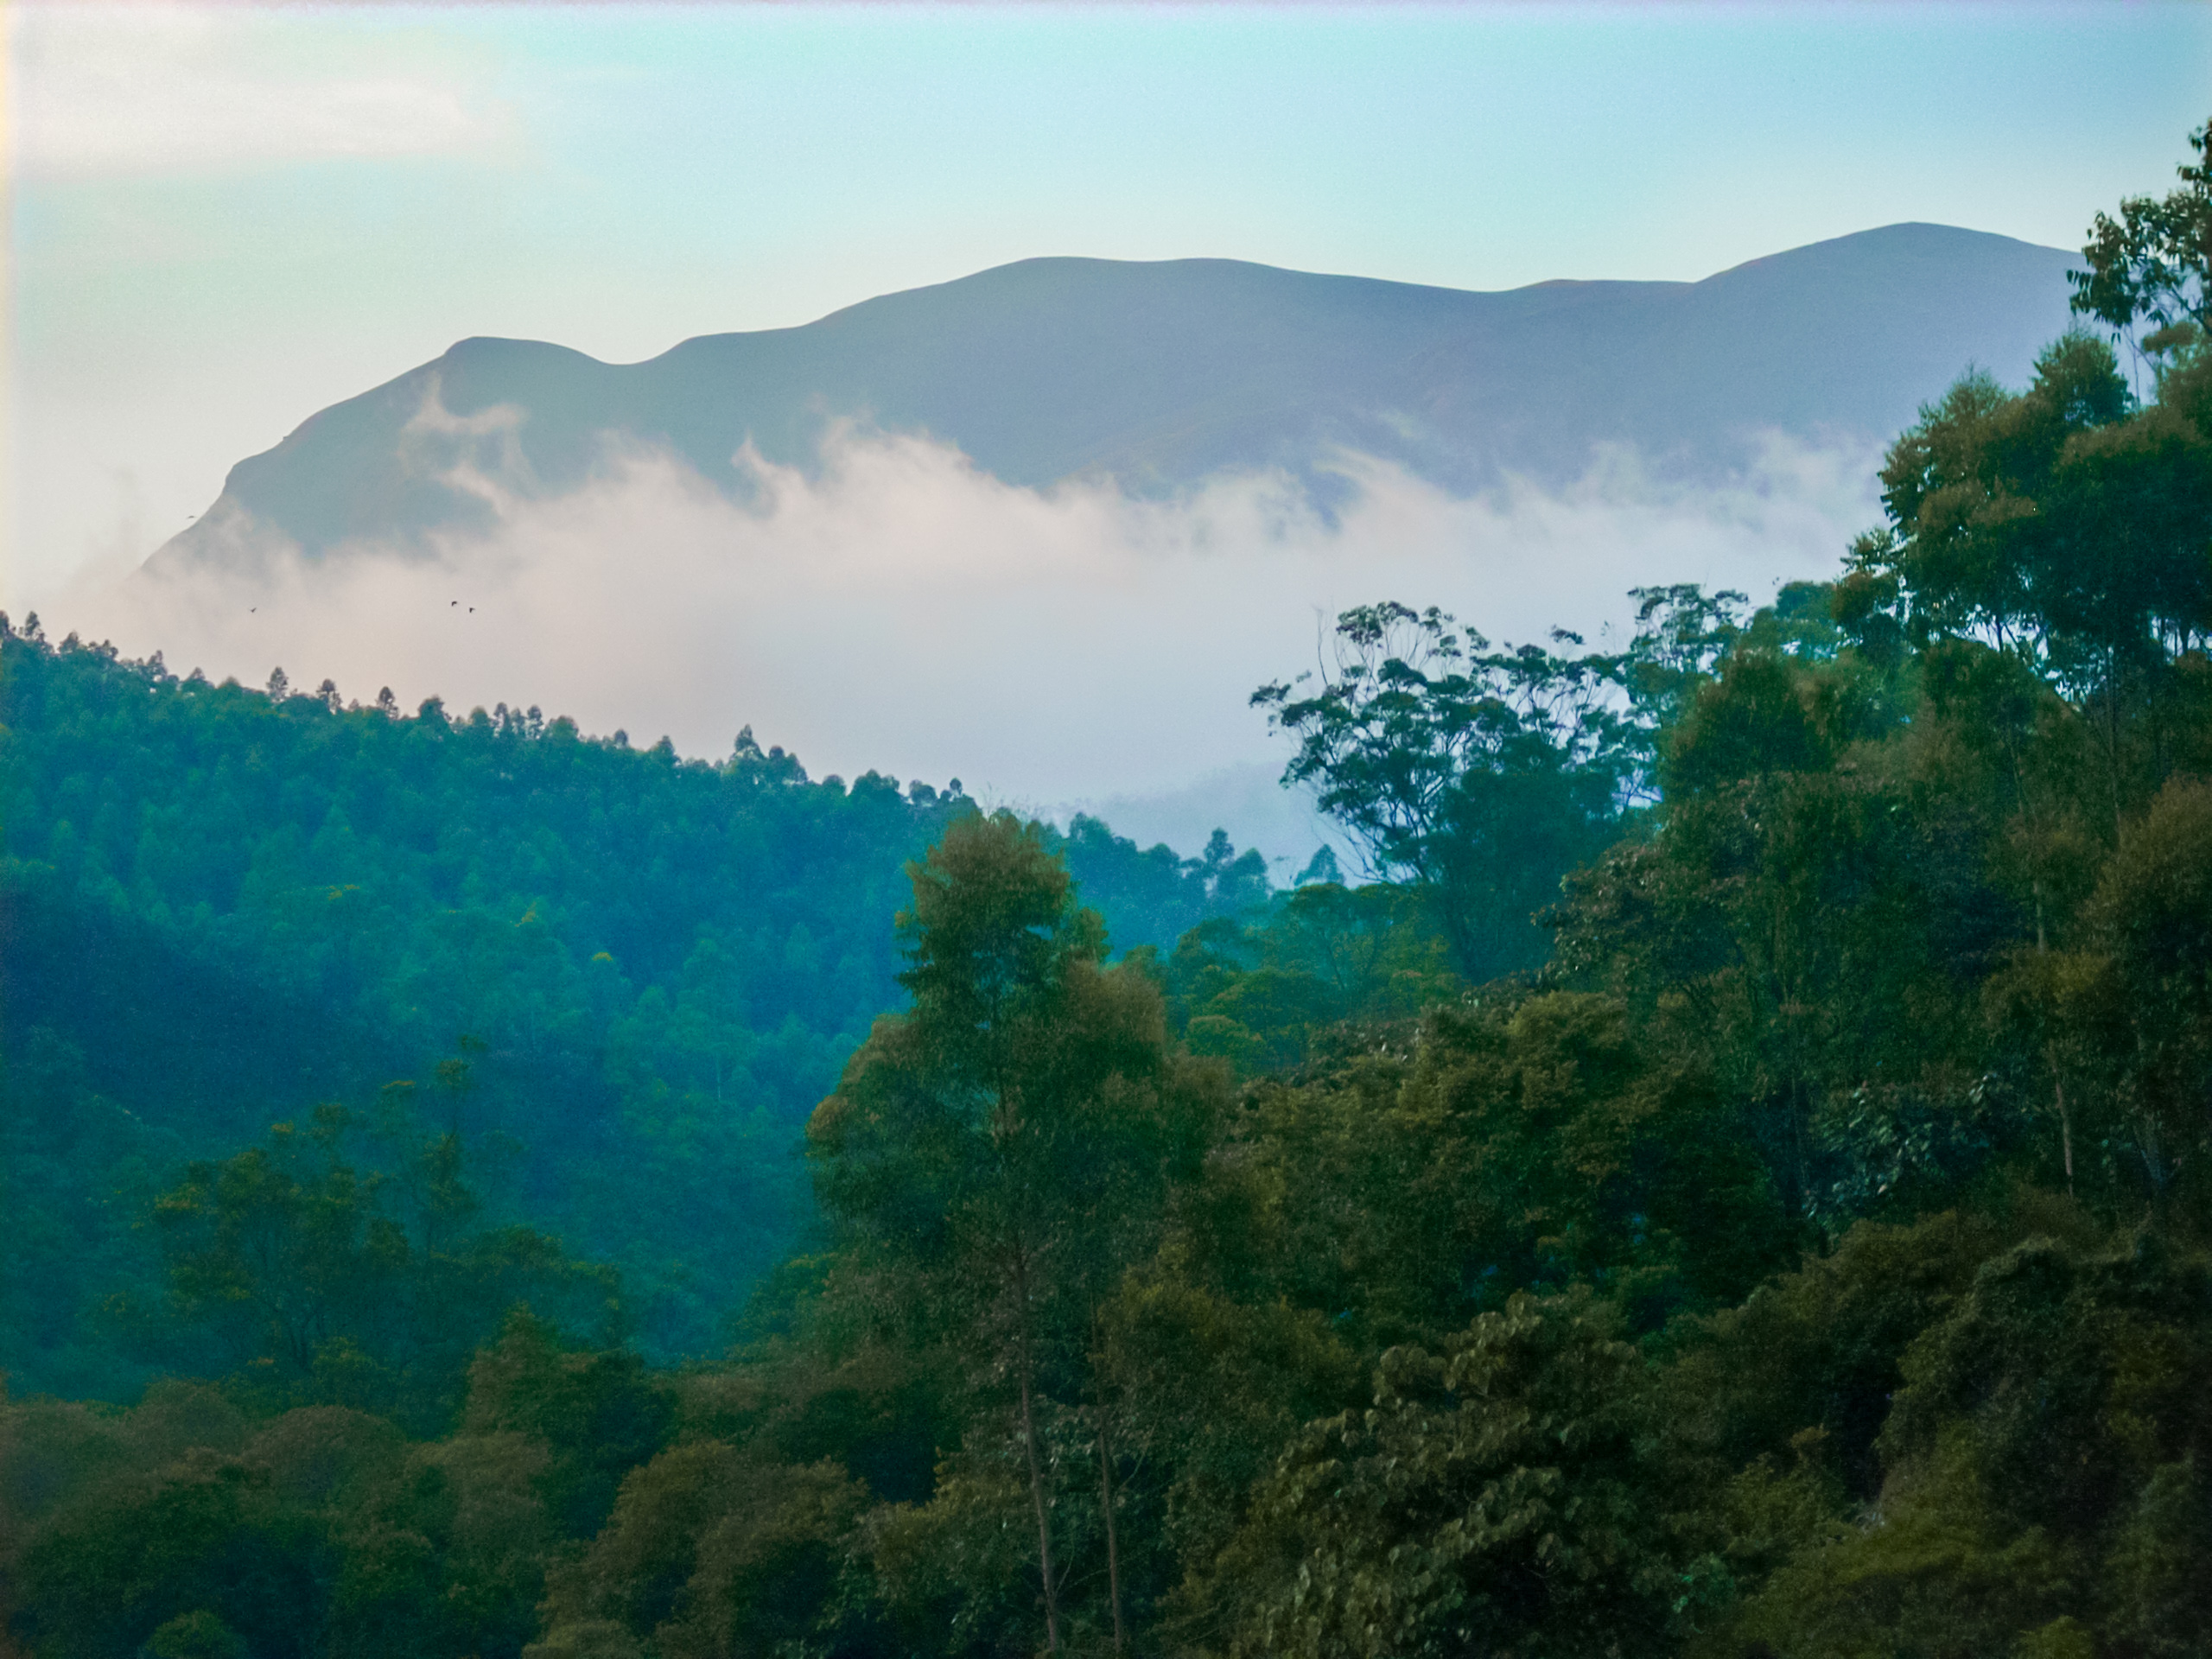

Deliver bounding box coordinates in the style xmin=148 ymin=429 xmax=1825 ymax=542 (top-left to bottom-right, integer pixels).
xmin=150 ymin=223 xmax=2082 ymax=569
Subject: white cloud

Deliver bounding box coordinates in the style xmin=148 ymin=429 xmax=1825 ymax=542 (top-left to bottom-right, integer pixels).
xmin=10 ymin=5 xmax=512 ymax=180
xmin=54 ymin=426 xmax=1878 ymax=862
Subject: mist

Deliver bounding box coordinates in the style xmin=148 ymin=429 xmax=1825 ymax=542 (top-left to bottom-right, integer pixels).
xmin=49 ymin=423 xmax=1879 ymax=865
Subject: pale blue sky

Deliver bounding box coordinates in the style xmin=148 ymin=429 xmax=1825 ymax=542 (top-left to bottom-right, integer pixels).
xmin=10 ymin=2 xmax=2211 ymax=601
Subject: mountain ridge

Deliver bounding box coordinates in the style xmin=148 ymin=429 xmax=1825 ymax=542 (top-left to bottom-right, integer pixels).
xmin=151 ymin=223 xmax=2082 ymax=572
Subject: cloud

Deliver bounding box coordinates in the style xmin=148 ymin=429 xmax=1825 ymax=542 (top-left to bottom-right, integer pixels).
xmin=55 ymin=424 xmax=1879 ymax=864
xmin=10 ymin=6 xmax=512 ymax=180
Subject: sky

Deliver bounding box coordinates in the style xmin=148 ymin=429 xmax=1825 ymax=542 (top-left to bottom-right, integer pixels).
xmin=6 ymin=2 xmax=2211 ymax=860
xmin=10 ymin=2 xmax=2210 ymax=603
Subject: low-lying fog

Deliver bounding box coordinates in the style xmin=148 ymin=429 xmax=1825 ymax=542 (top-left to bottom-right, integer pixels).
xmin=48 ymin=423 xmax=1878 ymax=871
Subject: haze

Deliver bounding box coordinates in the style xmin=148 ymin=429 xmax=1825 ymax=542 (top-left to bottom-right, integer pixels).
xmin=10 ymin=1 xmax=2209 ymax=858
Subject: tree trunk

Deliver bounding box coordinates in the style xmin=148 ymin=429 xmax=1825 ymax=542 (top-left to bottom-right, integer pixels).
xmin=1097 ymin=1410 xmax=1126 ymax=1655
xmin=1013 ymin=1249 xmax=1062 ymax=1653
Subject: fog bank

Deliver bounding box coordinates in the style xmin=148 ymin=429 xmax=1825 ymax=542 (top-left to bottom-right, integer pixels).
xmin=51 ymin=425 xmax=1878 ymax=866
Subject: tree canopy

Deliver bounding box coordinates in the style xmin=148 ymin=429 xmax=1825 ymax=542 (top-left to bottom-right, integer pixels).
xmin=9 ymin=107 xmax=2212 ymax=1659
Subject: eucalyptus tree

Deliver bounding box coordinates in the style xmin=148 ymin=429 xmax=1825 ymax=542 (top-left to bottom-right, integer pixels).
xmin=810 ymin=810 xmax=1215 ymax=1653
xmin=1253 ymin=603 xmax=1642 ymax=982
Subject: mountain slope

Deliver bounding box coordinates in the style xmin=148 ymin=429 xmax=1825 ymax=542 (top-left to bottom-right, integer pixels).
xmin=153 ymin=224 xmax=2079 ymax=569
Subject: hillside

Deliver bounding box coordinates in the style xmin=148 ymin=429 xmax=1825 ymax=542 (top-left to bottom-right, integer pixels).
xmin=14 ymin=313 xmax=2212 ymax=1659
xmin=14 ymin=107 xmax=2212 ymax=1659
xmin=149 ymin=224 xmax=2077 ymax=569
xmin=0 ymin=636 xmax=1271 ymax=1395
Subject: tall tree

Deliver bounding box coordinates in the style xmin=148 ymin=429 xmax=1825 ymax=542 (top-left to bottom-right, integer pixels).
xmin=2071 ymin=115 xmax=2212 ymax=359
xmin=810 ymin=810 xmax=1210 ymax=1652
xmin=1254 ymin=603 xmax=1639 ymax=982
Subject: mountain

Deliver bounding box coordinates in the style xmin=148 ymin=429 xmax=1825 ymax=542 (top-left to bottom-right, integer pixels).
xmin=151 ymin=224 xmax=2080 ymax=569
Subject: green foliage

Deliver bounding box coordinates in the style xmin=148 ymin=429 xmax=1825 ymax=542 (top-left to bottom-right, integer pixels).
xmin=461 ymin=1310 xmax=675 ymax=1540
xmin=533 ymin=1443 xmax=867 ymax=1659
xmin=143 ymin=1104 xmax=617 ymax=1433
xmin=0 ymin=631 xmax=1268 ymax=1392
xmin=810 ymin=810 xmax=1224 ymax=1654
xmin=1163 ymin=880 xmax=1458 ymax=1073
xmin=2071 ymin=115 xmax=2212 ymax=347
xmin=14 ymin=115 xmax=2212 ymax=1659
xmin=1253 ymin=602 xmax=1642 ymax=981
xmin=6 ymin=1389 xmax=346 ymax=1659
xmin=1231 ymin=1289 xmax=1680 ymax=1659
xmin=1703 ymin=1230 xmax=2212 ymax=1657
xmin=1848 ymin=327 xmax=2212 ymax=715
xmin=1057 ymin=817 xmax=1274 ymax=952
xmin=143 ymin=1611 xmax=250 ymax=1659
xmin=0 ymin=1334 xmax=670 ymax=1658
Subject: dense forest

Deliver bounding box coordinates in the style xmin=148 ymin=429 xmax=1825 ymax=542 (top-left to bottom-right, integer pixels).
xmin=0 ymin=648 xmax=1274 ymax=1400
xmin=4 ymin=124 xmax=2212 ymax=1659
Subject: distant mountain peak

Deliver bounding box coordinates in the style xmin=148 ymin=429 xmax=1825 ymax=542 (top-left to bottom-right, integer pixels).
xmin=149 ymin=224 xmax=2079 ymax=574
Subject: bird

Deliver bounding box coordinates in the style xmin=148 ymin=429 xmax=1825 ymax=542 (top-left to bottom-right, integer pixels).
xmin=451 ymin=600 xmax=458 ymax=607
xmin=249 ymin=607 xmax=257 ymax=613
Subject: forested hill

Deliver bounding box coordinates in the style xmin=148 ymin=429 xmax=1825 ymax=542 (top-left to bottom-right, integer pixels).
xmin=150 ymin=223 xmax=2075 ymax=568
xmin=10 ymin=295 xmax=2212 ymax=1656
xmin=7 ymin=125 xmax=2212 ymax=1659
xmin=0 ymin=639 xmax=1270 ymax=1395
